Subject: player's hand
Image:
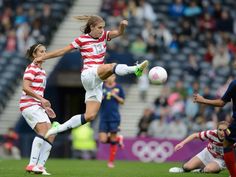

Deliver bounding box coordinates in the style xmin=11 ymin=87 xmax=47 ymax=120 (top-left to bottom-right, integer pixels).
xmin=45 ymin=107 xmax=56 ymax=118
xmin=193 ymin=93 xmax=204 ymax=103
xmin=40 ymin=98 xmax=51 ymax=108
xmin=174 ymin=143 xmax=184 ymax=151
xmin=34 ymin=56 xmax=44 ymax=65
xmin=120 ymin=20 xmax=128 ymax=27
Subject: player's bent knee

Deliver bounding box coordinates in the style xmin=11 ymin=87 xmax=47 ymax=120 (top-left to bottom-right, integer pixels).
xmin=85 ymin=113 xmax=97 ymax=122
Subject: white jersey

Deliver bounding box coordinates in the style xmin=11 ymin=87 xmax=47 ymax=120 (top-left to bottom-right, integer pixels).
xmin=70 ymin=31 xmax=110 ymax=71
xmin=19 ymin=63 xmax=46 ymax=111
xmin=198 ymin=130 xmax=223 ymax=159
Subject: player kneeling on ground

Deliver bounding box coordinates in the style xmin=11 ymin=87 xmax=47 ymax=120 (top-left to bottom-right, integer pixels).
xmin=169 ymin=121 xmax=229 ymax=174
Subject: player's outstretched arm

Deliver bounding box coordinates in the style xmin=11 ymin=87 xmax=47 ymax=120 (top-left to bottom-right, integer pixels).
xmin=175 ymin=133 xmax=199 ymax=151
xmin=35 ymin=45 xmax=73 ymax=63
xmin=193 ymin=93 xmax=225 ymax=107
xmin=108 ymin=20 xmax=128 ymax=39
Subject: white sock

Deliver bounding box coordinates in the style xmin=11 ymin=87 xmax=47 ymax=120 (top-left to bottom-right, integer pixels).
xmin=57 ymin=115 xmax=83 ymax=133
xmin=38 ymin=140 xmax=52 ymax=167
xmin=114 ymin=64 xmax=136 ymax=76
xmin=29 ymin=136 xmax=44 ymax=165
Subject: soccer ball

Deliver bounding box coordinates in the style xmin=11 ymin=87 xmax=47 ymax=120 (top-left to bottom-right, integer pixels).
xmin=148 ymin=66 xmax=167 ymax=84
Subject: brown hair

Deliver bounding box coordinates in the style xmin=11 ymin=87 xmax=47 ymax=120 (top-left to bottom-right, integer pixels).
xmin=217 ymin=121 xmax=229 ymax=128
xmin=74 ymin=15 xmax=104 ymax=34
xmin=26 ymin=43 xmax=43 ymax=61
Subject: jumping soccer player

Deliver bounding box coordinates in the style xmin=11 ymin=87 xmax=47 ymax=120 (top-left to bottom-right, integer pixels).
xmin=34 ymin=15 xmax=148 ymax=138
xmin=99 ymin=74 xmax=125 ymax=168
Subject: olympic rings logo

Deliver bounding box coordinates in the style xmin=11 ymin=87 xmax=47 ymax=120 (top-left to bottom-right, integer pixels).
xmin=132 ymin=140 xmax=174 ymax=162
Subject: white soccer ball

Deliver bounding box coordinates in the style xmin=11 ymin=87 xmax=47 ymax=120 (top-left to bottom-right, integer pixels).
xmin=148 ymin=66 xmax=168 ymax=84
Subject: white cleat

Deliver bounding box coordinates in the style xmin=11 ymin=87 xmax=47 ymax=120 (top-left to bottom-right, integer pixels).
xmin=45 ymin=122 xmax=60 ymax=138
xmin=41 ymin=167 xmax=51 ymax=175
xmin=169 ymin=167 xmax=184 ymax=173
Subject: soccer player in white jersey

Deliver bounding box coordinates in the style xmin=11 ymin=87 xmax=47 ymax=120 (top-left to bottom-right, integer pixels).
xmin=34 ymin=15 xmax=148 ymax=138
xmin=169 ymin=121 xmax=229 ymax=174
xmin=20 ymin=44 xmax=56 ymax=175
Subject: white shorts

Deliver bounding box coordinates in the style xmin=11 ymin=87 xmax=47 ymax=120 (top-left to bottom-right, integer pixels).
xmin=21 ymin=105 xmax=51 ymax=129
xmin=81 ymin=67 xmax=103 ymax=102
xmin=196 ymin=147 xmax=226 ymax=170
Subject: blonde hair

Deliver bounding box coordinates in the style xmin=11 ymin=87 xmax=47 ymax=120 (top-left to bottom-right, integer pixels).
xmin=217 ymin=121 xmax=229 ymax=128
xmin=74 ymin=15 xmax=104 ymax=34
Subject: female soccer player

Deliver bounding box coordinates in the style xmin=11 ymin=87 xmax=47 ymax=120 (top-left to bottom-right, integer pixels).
xmin=193 ymin=84 xmax=236 ymax=177
xmin=20 ymin=43 xmax=56 ymax=175
xmin=34 ymin=15 xmax=148 ymax=138
xmin=99 ymin=74 xmax=125 ymax=168
xmin=169 ymin=121 xmax=229 ymax=173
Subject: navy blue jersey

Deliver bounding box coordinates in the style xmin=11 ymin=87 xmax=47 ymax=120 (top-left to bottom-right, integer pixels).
xmin=100 ymin=83 xmax=125 ymax=122
xmin=221 ymin=80 xmax=236 ymax=119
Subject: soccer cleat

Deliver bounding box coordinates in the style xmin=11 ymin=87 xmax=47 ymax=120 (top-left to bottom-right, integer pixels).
xmin=134 ymin=60 xmax=149 ymax=77
xmin=169 ymin=167 xmax=184 ymax=173
xmin=45 ymin=121 xmax=60 ymax=138
xmin=117 ymin=135 xmax=124 ymax=149
xmin=39 ymin=166 xmax=51 ymax=175
xmin=107 ymin=161 xmax=115 ymax=168
xmin=25 ymin=164 xmax=43 ymax=174
xmin=191 ymin=168 xmax=202 ymax=173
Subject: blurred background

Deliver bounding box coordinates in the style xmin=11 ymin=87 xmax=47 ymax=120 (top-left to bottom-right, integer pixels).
xmin=0 ymin=0 xmax=235 ymax=162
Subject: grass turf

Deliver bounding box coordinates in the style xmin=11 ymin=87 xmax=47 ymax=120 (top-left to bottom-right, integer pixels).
xmin=0 ymin=159 xmax=229 ymax=177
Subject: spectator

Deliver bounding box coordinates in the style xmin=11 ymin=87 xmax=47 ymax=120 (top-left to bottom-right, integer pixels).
xmin=216 ymin=10 xmax=233 ymax=33
xmin=167 ymin=115 xmax=188 ymax=140
xmin=212 ymin=44 xmax=230 ymax=69
xmin=71 ymin=123 xmax=96 ymax=160
xmin=112 ymin=0 xmax=126 ymax=17
xmin=198 ymin=12 xmax=216 ymax=32
xmin=204 ymin=42 xmax=215 ymax=63
xmin=186 ymin=54 xmax=201 ymax=79
xmin=129 ymin=34 xmax=147 ymax=57
xmin=1 ymin=128 xmax=21 ymax=160
xmin=168 ymin=0 xmax=185 ymax=19
xmin=136 ymin=0 xmax=157 ymax=22
xmin=137 ymin=108 xmax=155 ymax=137
xmin=148 ymin=116 xmax=168 ymax=138
xmin=156 ymin=23 xmax=172 ymax=48
xmin=137 ymin=68 xmax=149 ymax=101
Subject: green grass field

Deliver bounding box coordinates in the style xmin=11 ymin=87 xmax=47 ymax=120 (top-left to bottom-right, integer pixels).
xmin=0 ymin=159 xmax=228 ymax=177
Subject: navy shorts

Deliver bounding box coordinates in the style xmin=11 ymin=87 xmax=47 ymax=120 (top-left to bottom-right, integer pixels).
xmin=99 ymin=121 xmax=120 ymax=133
xmin=226 ymin=120 xmax=236 ymax=142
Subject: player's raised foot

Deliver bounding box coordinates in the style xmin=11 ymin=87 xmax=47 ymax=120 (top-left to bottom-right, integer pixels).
xmin=107 ymin=161 xmax=115 ymax=168
xmin=45 ymin=121 xmax=60 ymax=138
xmin=117 ymin=135 xmax=124 ymax=149
xmin=169 ymin=167 xmax=184 ymax=173
xmin=25 ymin=164 xmax=43 ymax=174
xmin=134 ymin=60 xmax=149 ymax=77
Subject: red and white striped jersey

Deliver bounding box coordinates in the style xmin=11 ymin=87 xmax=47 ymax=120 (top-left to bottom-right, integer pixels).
xmin=70 ymin=30 xmax=110 ymax=71
xmin=19 ymin=63 xmax=46 ymax=111
xmin=198 ymin=130 xmax=223 ymax=159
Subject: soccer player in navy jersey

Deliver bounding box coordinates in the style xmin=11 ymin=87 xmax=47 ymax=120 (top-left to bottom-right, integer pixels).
xmin=193 ymin=80 xmax=236 ymax=177
xmin=99 ymin=74 xmax=125 ymax=168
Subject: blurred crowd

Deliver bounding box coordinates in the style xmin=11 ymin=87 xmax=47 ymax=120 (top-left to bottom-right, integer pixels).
xmin=100 ymin=0 xmax=236 ymax=140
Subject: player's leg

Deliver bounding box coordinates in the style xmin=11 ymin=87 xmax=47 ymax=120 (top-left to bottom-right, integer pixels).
xmin=45 ymin=101 xmax=100 ymax=138
xmin=108 ymin=132 xmax=118 ymax=168
xmin=97 ymin=60 xmax=149 ymax=81
xmin=203 ymin=162 xmax=221 ymax=173
xmin=223 ymin=123 xmax=236 ymax=177
xmin=223 ymin=139 xmax=236 ymax=177
xmin=99 ymin=121 xmax=109 ymax=143
xmin=183 ymin=156 xmax=205 ymax=172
